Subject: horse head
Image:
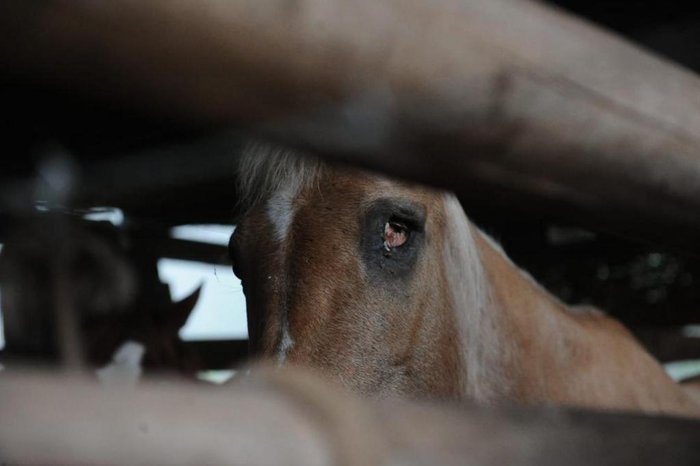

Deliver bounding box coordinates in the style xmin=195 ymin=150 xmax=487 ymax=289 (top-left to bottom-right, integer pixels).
xmin=230 ymin=142 xmax=493 ymax=399
xmin=232 ymin=142 xmax=700 ymax=418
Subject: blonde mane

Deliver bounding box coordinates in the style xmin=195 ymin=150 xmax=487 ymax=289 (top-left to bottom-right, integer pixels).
xmin=235 ymin=141 xmax=324 ymax=217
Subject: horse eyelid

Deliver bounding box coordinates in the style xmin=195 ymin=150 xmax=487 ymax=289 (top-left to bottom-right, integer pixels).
xmin=388 ymin=220 xmax=408 ymax=231
xmin=389 ymin=215 xmax=421 ymax=232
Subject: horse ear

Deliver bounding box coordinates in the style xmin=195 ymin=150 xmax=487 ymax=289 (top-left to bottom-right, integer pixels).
xmin=165 ymin=284 xmax=203 ymax=332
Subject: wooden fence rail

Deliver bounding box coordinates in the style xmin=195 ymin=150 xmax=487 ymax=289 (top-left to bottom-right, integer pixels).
xmin=1 ymin=367 xmax=699 ymax=466
xmin=3 ymin=0 xmax=700 ymax=251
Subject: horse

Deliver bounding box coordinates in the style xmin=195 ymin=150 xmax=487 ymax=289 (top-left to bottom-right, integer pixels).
xmin=682 ymin=375 xmax=700 ymax=405
xmin=229 ymin=141 xmax=700 ymax=418
xmin=85 ymin=285 xmax=203 ymax=382
xmin=0 ymin=216 xmax=203 ymax=381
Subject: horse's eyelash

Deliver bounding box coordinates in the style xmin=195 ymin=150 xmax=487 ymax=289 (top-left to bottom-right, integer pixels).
xmin=388 ymin=220 xmax=408 ymax=230
xmin=389 ymin=216 xmax=421 ymax=232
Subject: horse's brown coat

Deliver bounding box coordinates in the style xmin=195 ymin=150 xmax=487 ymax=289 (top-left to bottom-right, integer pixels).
xmin=232 ymin=147 xmax=700 ymax=418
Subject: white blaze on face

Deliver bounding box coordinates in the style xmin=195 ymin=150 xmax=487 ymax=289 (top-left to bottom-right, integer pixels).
xmin=266 ymin=185 xmax=299 ymax=364
xmin=267 ymin=184 xmax=298 ymax=243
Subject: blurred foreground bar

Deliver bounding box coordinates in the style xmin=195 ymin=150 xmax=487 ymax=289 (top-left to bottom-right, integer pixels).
xmin=2 ymin=0 xmax=700 ymax=251
xmin=1 ymin=368 xmax=699 ymax=465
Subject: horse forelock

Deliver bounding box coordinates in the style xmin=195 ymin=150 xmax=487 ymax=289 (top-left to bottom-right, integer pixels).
xmin=235 ymin=140 xmax=324 ymax=218
xmin=236 ymin=141 xmax=324 ymax=363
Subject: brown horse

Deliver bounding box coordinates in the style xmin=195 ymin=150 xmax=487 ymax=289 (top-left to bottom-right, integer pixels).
xmin=230 ymin=141 xmax=700 ymax=418
xmin=682 ymin=375 xmax=700 ymax=405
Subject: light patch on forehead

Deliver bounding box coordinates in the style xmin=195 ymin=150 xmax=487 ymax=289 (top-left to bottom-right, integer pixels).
xmin=265 ymin=183 xmax=301 ymax=364
xmin=266 ymin=183 xmax=300 ymax=243
xmin=277 ymin=327 xmax=294 ymax=366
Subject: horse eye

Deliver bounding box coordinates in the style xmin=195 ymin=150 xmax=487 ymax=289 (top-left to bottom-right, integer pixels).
xmin=383 ymin=221 xmax=409 ymax=250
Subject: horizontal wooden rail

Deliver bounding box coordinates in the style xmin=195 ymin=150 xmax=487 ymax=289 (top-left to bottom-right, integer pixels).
xmin=2 ymin=0 xmax=700 ymax=252
xmin=1 ymin=367 xmax=699 ymax=465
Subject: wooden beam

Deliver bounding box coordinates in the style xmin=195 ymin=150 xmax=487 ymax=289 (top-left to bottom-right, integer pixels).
xmin=2 ymin=0 xmax=700 ymax=252
xmin=1 ymin=368 xmax=699 ymax=465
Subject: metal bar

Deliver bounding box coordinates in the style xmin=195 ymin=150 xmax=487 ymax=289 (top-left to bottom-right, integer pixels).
xmin=1 ymin=369 xmax=699 ymax=465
